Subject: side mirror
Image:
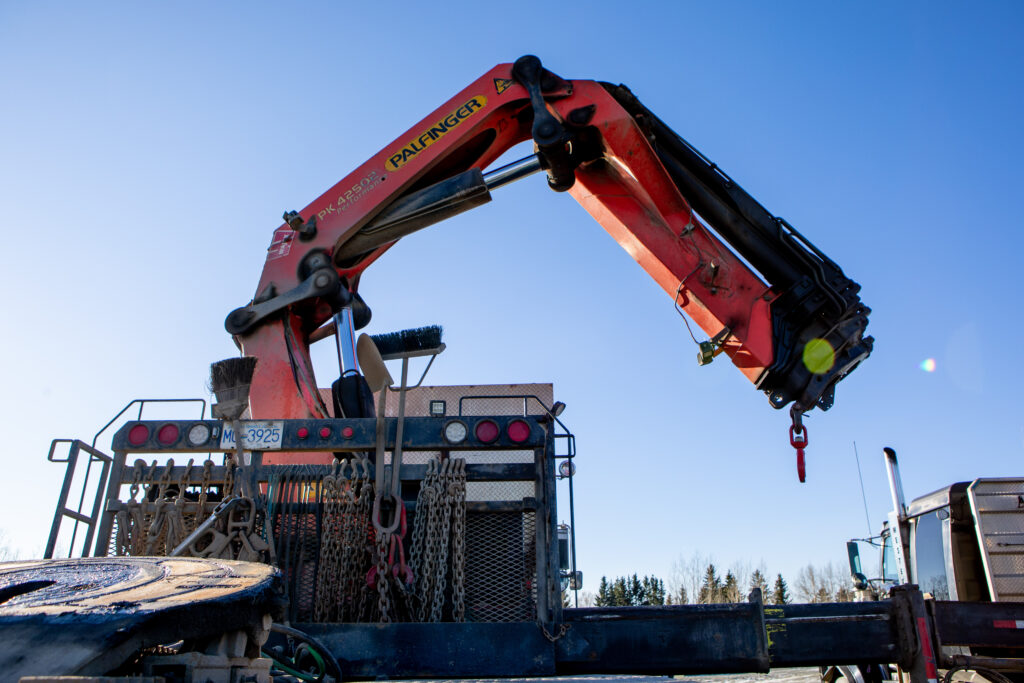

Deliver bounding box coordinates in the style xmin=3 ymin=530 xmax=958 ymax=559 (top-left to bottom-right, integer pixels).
xmin=847 ymin=541 xmax=869 ymax=590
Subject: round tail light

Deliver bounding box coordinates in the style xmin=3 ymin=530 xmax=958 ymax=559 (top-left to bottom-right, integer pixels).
xmin=444 ymin=420 xmax=468 ymax=444
xmin=507 ymin=419 xmax=530 ymax=443
xmin=128 ymin=424 xmax=150 ymax=446
xmin=187 ymin=423 xmax=211 ymax=446
xmin=156 ymin=423 xmax=180 ymax=445
xmin=475 ymin=419 xmax=500 ymax=444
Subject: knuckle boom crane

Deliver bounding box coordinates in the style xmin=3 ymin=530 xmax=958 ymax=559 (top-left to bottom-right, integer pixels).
xmin=25 ymin=56 xmax=1024 ymax=683
xmin=225 ymin=55 xmax=872 ymax=454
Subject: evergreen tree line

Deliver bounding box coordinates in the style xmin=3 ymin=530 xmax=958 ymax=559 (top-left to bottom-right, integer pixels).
xmin=583 ymin=559 xmax=855 ymax=607
xmin=593 ymin=574 xmax=667 ymax=607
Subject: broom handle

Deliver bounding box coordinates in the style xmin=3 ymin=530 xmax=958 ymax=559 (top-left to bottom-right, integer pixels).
xmin=232 ymin=418 xmax=251 ymax=498
xmin=391 ymin=357 xmax=409 ymax=499
xmin=374 ymin=388 xmax=388 ymax=495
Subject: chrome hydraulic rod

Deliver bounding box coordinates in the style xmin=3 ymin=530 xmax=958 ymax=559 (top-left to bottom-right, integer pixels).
xmin=334 ymin=154 xmax=544 ymax=263
xmin=334 ymin=308 xmax=359 ymax=375
xmin=483 ymin=154 xmax=543 ymax=190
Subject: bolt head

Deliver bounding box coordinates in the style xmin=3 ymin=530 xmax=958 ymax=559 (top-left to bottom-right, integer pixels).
xmin=537 ymin=121 xmax=557 ymax=139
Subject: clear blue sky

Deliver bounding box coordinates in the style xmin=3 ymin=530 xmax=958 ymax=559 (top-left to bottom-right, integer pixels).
xmin=2 ymin=1 xmax=1022 ymax=589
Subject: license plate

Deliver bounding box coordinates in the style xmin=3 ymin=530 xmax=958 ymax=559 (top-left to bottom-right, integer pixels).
xmin=220 ymin=421 xmax=284 ymax=450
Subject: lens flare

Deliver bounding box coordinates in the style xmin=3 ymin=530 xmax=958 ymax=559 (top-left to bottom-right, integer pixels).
xmin=802 ymin=338 xmax=835 ymax=375
xmin=920 ymin=358 xmax=936 ymax=372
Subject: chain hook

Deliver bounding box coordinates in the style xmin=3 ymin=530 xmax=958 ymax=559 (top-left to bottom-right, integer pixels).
xmin=789 ymin=406 xmax=808 ymax=483
xmin=390 ymin=533 xmax=414 ymax=586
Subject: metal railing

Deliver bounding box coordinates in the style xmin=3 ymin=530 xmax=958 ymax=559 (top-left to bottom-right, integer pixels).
xmin=44 ymin=439 xmax=112 ymax=559
xmin=45 ymin=398 xmax=207 ymax=558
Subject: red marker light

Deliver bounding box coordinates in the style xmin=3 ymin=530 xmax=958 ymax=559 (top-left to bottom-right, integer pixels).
xmin=297 ymin=427 xmax=309 ymax=439
xmin=507 ymin=419 xmax=530 ymax=443
xmin=128 ymin=424 xmax=149 ymax=446
xmin=156 ymin=423 xmax=180 ymax=445
xmin=319 ymin=427 xmax=331 ymax=438
xmin=475 ymin=419 xmax=500 ymax=444
xmin=342 ymin=426 xmax=354 ymax=439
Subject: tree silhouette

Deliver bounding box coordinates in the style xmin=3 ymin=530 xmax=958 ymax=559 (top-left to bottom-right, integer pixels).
xmin=772 ymin=573 xmax=790 ymax=605
xmin=595 ymin=576 xmax=612 ymax=607
xmin=698 ymin=564 xmax=723 ymax=603
xmin=748 ymin=569 xmax=769 ymax=601
xmin=612 ymin=576 xmax=629 ymax=606
xmin=592 ymin=574 xmax=669 ymax=606
xmin=723 ymin=571 xmax=741 ymax=603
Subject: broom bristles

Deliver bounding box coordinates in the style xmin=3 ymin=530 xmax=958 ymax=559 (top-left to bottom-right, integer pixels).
xmin=370 ymin=325 xmax=443 ymax=357
xmin=210 ymin=356 xmax=258 ymax=392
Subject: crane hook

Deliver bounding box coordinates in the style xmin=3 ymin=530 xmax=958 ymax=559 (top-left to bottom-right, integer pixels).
xmin=789 ymin=407 xmax=808 ymax=483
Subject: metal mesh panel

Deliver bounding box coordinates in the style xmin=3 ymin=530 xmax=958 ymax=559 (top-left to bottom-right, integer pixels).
xmin=969 ymin=479 xmax=1024 ymax=602
xmin=462 ymin=450 xmax=534 ymax=503
xmin=460 ymin=397 xmax=532 ymax=416
xmin=989 ymin=554 xmax=1024 ymax=576
xmin=460 ymin=450 xmax=534 ymax=464
xmin=466 ymin=481 xmax=535 ymax=503
xmin=271 ymin=474 xmax=325 ymax=623
xmin=977 ymin=516 xmax=1024 ymax=536
xmin=272 ymin=510 xmax=321 ymax=622
xmin=391 ymin=451 xmax=440 ymax=465
xmin=972 ymin=481 xmax=1024 ymax=505
xmin=378 ymin=384 xmax=554 ymax=418
xmin=465 ymin=510 xmax=536 ymax=622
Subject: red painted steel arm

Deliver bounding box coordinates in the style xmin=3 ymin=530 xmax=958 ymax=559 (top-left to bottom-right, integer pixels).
xmin=232 ymin=58 xmax=870 ymax=422
xmin=555 ymin=82 xmax=775 ymax=384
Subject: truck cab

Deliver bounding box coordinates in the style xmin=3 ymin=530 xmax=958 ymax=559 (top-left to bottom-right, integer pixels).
xmin=855 ymin=482 xmax=995 ymax=602
xmin=827 ymin=451 xmax=1024 ymax=683
xmin=849 ymin=459 xmax=1024 ymax=604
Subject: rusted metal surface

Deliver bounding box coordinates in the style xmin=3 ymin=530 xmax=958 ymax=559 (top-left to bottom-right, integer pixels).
xmin=0 ymin=557 xmax=282 ymax=679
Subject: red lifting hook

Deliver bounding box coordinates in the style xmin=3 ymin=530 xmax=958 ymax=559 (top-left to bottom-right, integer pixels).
xmin=789 ymin=423 xmax=808 ymax=483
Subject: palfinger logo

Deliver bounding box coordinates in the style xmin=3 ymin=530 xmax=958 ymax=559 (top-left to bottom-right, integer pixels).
xmin=385 ymin=96 xmax=488 ymax=172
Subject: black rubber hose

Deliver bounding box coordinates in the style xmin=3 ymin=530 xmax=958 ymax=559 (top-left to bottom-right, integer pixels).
xmin=270 ymin=623 xmax=343 ymax=682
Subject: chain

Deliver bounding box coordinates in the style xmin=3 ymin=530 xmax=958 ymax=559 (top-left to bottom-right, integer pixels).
xmin=539 ymin=623 xmax=570 ymax=642
xmin=128 ymin=459 xmax=144 ymax=502
xmin=416 ymin=459 xmax=444 ymax=621
xmin=375 ymin=531 xmax=393 ymax=623
xmin=408 ymin=457 xmax=435 ymax=581
xmin=139 ymin=460 xmax=158 ymax=544
xmin=450 ymin=458 xmax=467 ymax=622
xmin=115 ymin=505 xmax=144 ymax=556
xmin=409 ymin=458 xmax=437 ymax=620
xmin=342 ymin=457 xmax=374 ymax=622
xmin=407 ymin=456 xmax=467 ymax=623
xmin=177 ymin=458 xmax=193 ymax=497
xmin=162 ymin=459 xmax=193 ymax=554
xmin=429 ymin=459 xmax=454 ymax=623
xmin=144 ymin=458 xmax=175 ymax=554
xmin=114 ymin=458 xmax=234 ymax=559
xmin=156 ymin=458 xmax=174 ymax=499
xmin=116 ymin=461 xmax=147 ymax=556
xmin=195 ymin=459 xmax=213 ymax=528
xmin=314 ymin=462 xmax=344 ymax=622
xmin=224 ymin=459 xmax=236 ymax=498
xmin=309 ymin=458 xmax=377 ymax=622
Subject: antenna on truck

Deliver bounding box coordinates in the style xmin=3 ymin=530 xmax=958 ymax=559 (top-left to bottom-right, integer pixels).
xmin=853 ymin=441 xmax=873 ymax=534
